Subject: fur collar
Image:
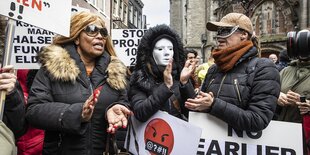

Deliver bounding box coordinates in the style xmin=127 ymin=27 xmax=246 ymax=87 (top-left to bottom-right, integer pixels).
xmin=130 ymin=69 xmax=155 ymax=92
xmin=39 ymin=45 xmax=127 ymax=90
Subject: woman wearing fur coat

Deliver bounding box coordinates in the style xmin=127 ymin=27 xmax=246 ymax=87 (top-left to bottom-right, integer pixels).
xmin=25 ymin=11 xmax=131 ymax=155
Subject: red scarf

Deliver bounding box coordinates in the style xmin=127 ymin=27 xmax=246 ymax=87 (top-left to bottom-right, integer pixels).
xmin=212 ymin=41 xmax=253 ymax=72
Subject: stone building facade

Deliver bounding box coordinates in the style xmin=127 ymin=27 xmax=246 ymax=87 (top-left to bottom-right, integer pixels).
xmin=170 ymin=0 xmax=310 ymax=61
xmin=126 ymin=0 xmax=144 ymax=29
xmin=111 ymin=0 xmax=144 ymax=29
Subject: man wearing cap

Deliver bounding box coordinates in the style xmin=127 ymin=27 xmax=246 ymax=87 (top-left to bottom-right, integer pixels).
xmin=183 ymin=13 xmax=280 ymax=132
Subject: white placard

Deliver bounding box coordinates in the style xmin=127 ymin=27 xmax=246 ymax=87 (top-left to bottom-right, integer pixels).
xmin=11 ymin=20 xmax=54 ymax=69
xmin=112 ymin=29 xmax=148 ymax=66
xmin=127 ymin=111 xmax=202 ymax=155
xmin=189 ymin=112 xmax=303 ymax=155
xmin=10 ymin=6 xmax=90 ymax=69
xmin=0 ymin=0 xmax=72 ymax=37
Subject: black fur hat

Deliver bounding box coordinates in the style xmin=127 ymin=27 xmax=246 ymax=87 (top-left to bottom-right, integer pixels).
xmin=131 ymin=24 xmax=185 ymax=92
xmin=135 ymin=24 xmax=184 ymax=70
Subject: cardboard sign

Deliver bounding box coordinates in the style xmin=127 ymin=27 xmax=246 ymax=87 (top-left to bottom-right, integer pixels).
xmin=127 ymin=111 xmax=202 ymax=155
xmin=0 ymin=0 xmax=72 ymax=37
xmin=112 ymin=29 xmax=148 ymax=66
xmin=189 ymin=112 xmax=303 ymax=155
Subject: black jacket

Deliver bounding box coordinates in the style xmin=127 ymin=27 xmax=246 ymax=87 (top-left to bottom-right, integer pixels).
xmin=201 ymin=47 xmax=280 ymax=132
xmin=26 ymin=44 xmax=129 ymax=155
xmin=129 ymin=24 xmax=193 ymax=122
xmin=3 ymin=83 xmax=26 ymax=139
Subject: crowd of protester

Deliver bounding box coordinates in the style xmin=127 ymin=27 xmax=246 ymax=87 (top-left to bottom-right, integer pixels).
xmin=0 ymin=11 xmax=309 ymax=155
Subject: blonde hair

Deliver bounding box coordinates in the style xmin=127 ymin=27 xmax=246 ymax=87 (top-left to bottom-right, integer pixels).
xmin=250 ymin=32 xmax=261 ymax=57
xmin=53 ymin=11 xmax=116 ymax=56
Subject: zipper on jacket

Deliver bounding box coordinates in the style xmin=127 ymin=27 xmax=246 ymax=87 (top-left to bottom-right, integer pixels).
xmin=216 ymin=74 xmax=227 ymax=98
xmin=87 ymin=76 xmax=93 ymax=155
xmin=58 ymin=134 xmax=62 ymax=147
xmin=88 ymin=123 xmax=93 ymax=155
xmin=57 ymin=133 xmax=63 ymax=153
xmin=205 ymin=78 xmax=215 ymax=91
xmin=76 ymin=74 xmax=89 ymax=88
xmin=88 ymin=77 xmax=94 ymax=93
xmin=168 ymin=99 xmax=172 ymax=113
xmin=234 ymin=79 xmax=242 ymax=105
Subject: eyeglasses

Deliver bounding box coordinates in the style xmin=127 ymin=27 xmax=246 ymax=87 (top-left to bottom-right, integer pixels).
xmin=83 ymin=24 xmax=108 ymax=38
xmin=216 ymin=25 xmax=240 ymax=38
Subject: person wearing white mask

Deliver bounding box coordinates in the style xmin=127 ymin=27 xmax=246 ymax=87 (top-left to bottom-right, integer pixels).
xmin=152 ymin=38 xmax=174 ymax=66
xmin=129 ymin=24 xmax=197 ymax=122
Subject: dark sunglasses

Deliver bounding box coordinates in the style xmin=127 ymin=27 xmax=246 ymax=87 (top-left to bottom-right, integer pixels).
xmin=216 ymin=25 xmax=241 ymax=38
xmin=84 ymin=24 xmax=108 ymax=38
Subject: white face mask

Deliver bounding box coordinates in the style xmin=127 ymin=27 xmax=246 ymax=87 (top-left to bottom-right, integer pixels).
xmin=152 ymin=38 xmax=174 ymax=66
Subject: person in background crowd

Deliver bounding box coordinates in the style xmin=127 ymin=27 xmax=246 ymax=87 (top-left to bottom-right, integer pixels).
xmin=25 ymin=11 xmax=131 ymax=155
xmin=17 ymin=69 xmax=44 ymax=155
xmin=195 ymin=63 xmax=209 ymax=88
xmin=276 ymin=58 xmax=310 ymax=154
xmin=196 ymin=51 xmax=215 ymax=87
xmin=129 ymin=24 xmax=197 ymax=122
xmin=184 ymin=13 xmax=280 ymax=132
xmin=269 ymin=53 xmax=278 ymax=64
xmin=276 ymin=29 xmax=310 ymax=154
xmin=0 ymin=65 xmax=26 ymax=155
xmin=184 ymin=48 xmax=200 ymax=89
xmin=276 ymin=49 xmax=290 ymax=71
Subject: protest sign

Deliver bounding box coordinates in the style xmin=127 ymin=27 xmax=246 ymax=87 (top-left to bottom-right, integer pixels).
xmin=112 ymin=29 xmax=147 ymax=66
xmin=11 ymin=20 xmax=54 ymax=69
xmin=10 ymin=6 xmax=89 ymax=69
xmin=189 ymin=112 xmax=303 ymax=155
xmin=127 ymin=111 xmax=202 ymax=155
xmin=0 ymin=0 xmax=72 ymax=37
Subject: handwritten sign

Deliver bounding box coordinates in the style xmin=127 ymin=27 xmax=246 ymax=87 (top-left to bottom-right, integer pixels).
xmin=112 ymin=29 xmax=147 ymax=66
xmin=0 ymin=0 xmax=72 ymax=37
